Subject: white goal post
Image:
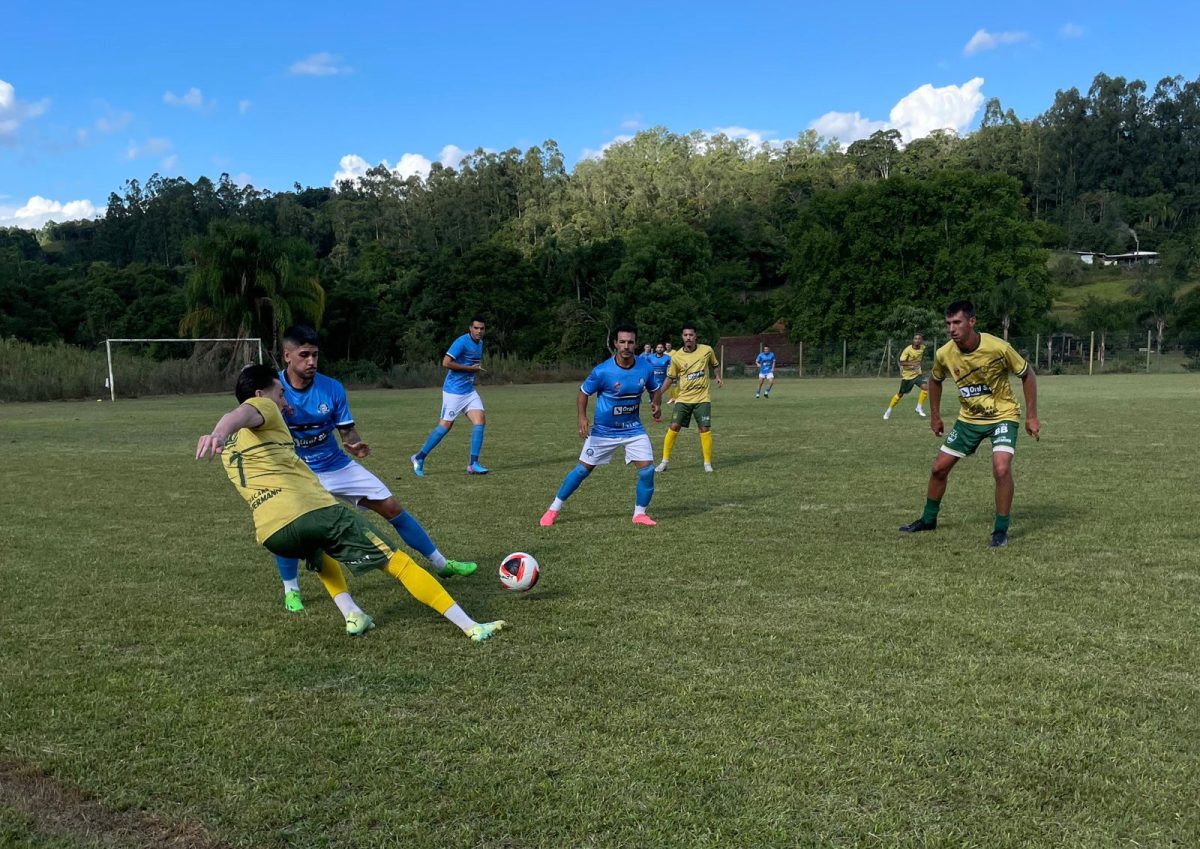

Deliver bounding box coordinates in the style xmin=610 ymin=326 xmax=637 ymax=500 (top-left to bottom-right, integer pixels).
xmin=104 ymin=337 xmax=264 ymax=402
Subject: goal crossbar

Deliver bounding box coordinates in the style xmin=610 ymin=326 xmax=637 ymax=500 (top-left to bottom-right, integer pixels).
xmin=104 ymin=337 xmax=264 ymax=402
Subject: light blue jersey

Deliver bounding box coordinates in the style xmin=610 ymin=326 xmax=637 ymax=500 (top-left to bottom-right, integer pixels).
xmin=756 ymin=351 xmax=776 ymax=376
xmin=278 ymin=371 xmax=354 ymax=474
xmin=443 ymin=333 xmax=484 ymax=394
xmin=582 ymin=356 xmax=663 ymax=439
xmin=645 ymin=352 xmax=671 ymax=384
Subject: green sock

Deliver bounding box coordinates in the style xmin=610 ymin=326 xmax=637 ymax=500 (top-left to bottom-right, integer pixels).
xmin=994 ymin=513 xmax=1011 ymax=533
xmin=922 ymin=498 xmax=941 ymax=524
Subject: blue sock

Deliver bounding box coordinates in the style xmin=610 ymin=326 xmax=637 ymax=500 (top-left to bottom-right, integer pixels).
xmin=470 ymin=424 xmax=485 ymax=464
xmin=275 ymin=555 xmax=299 ymax=582
xmin=390 ymin=510 xmax=436 ymax=559
xmin=636 ymin=465 xmax=655 ymax=508
xmin=555 ymin=464 xmax=592 ymax=502
xmin=417 ymin=424 xmax=449 ymax=459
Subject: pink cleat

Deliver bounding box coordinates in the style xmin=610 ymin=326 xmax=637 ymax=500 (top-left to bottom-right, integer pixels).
xmin=632 ymin=514 xmax=657 ymax=526
xmin=539 ymin=509 xmax=559 ymax=527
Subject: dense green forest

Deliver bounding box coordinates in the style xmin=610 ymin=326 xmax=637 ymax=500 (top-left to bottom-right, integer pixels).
xmin=5 ymin=72 xmax=1200 ymax=368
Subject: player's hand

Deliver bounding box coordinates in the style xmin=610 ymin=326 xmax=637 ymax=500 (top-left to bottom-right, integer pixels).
xmin=930 ymin=417 xmax=945 ymax=437
xmin=715 ymin=377 xmax=724 ymax=388
xmin=578 ymin=417 xmax=590 ymax=440
xmin=474 ymin=364 xmax=486 ymax=373
xmin=1026 ymin=416 xmax=1041 ymax=441
xmin=651 ymin=401 xmax=661 ymax=421
xmin=196 ymin=433 xmax=225 ymax=460
xmin=344 ymin=441 xmax=371 ymax=458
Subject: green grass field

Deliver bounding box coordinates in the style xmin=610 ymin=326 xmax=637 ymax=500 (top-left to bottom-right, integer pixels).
xmin=2 ymin=375 xmax=1198 ymax=848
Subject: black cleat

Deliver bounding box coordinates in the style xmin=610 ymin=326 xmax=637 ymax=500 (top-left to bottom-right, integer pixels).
xmin=900 ymin=518 xmax=937 ymax=533
xmin=989 ymin=530 xmax=1009 ymax=548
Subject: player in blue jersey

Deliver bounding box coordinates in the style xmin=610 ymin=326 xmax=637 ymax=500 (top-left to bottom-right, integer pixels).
xmin=539 ymin=324 xmax=664 ymax=527
xmin=755 ymin=345 xmax=776 ymax=398
xmin=271 ymin=325 xmax=477 ymax=613
xmin=645 ymin=343 xmax=671 ymax=422
xmin=411 ymin=317 xmax=489 ymax=476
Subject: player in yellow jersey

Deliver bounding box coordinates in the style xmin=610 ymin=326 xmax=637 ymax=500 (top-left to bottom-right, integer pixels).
xmin=655 ymin=323 xmax=723 ymax=473
xmin=883 ymin=332 xmax=929 ymax=419
xmin=195 ymin=365 xmax=505 ymax=641
xmin=900 ymin=301 xmax=1040 ymax=548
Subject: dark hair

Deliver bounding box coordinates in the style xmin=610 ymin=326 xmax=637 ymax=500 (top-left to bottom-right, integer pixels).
xmin=614 ymin=323 xmax=638 ymax=339
xmin=282 ymin=324 xmax=320 ymax=348
xmin=681 ymin=322 xmax=697 ymax=333
xmin=945 ymin=300 xmax=975 ymax=319
xmin=470 ymin=315 xmax=487 ymax=326
xmin=235 ymin=364 xmax=279 ymax=403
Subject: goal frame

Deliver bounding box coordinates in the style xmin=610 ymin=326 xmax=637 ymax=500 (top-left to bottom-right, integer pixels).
xmin=103 ymin=337 xmax=264 ymax=401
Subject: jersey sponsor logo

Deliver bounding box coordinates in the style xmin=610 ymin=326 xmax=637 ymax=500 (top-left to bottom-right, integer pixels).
xmin=959 ymin=385 xmax=992 ymax=399
xmin=249 ymin=487 xmax=281 ymax=510
xmin=687 ymin=370 xmax=705 ymax=380
xmin=612 ymin=404 xmax=639 ymax=416
xmin=294 ymin=432 xmax=330 ymax=448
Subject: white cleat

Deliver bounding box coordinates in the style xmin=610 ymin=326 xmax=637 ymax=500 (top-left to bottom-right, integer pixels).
xmin=915 ymin=407 xmax=927 ymax=417
xmin=655 ymin=460 xmax=669 ymax=473
xmin=883 ymin=408 xmax=892 ymax=421
xmin=704 ymin=463 xmax=714 ymax=473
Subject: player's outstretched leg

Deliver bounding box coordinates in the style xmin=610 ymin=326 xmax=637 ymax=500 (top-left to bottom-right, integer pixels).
xmin=384 ymin=552 xmax=505 ymax=642
xmin=916 ymin=388 xmax=928 ymax=417
xmin=312 ymin=554 xmax=374 ymax=635
xmin=275 ymin=555 xmax=304 ymax=611
xmin=412 ymin=423 xmax=450 ymax=475
xmin=632 ymin=465 xmax=656 ymax=526
xmin=884 ymin=393 xmax=901 ymax=421
xmin=541 ymin=464 xmax=592 ymax=526
xmin=389 ymin=509 xmax=477 ymax=576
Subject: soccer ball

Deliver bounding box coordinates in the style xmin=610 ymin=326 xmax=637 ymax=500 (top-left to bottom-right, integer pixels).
xmin=499 ymin=552 xmax=540 ymax=592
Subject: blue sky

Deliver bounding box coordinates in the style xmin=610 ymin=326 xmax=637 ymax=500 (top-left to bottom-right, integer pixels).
xmin=2 ymin=0 xmax=1198 ymax=228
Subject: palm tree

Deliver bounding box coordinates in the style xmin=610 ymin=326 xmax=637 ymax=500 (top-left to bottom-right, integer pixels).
xmin=1132 ymin=271 xmax=1179 ymax=355
xmin=986 ymin=277 xmax=1030 ymax=340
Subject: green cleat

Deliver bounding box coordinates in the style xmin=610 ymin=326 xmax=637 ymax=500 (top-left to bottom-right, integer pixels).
xmin=442 ymin=559 xmax=478 ymax=577
xmin=284 ymin=590 xmax=304 ymax=612
xmin=345 ymin=611 xmax=375 ymax=636
xmin=466 ymin=620 xmax=506 ymax=642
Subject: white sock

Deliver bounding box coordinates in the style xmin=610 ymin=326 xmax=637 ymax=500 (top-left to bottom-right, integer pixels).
xmin=428 ymin=550 xmax=448 ymax=572
xmin=332 ymin=592 xmax=362 ymax=618
xmin=283 ymin=579 xmax=300 ymax=594
xmin=633 ymin=505 xmax=647 ymax=517
xmin=550 ymin=497 xmax=564 ymax=511
xmin=442 ymin=603 xmax=477 ymax=632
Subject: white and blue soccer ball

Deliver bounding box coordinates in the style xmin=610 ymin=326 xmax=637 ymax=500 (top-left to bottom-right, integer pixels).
xmin=499 ymin=552 xmax=540 ymax=592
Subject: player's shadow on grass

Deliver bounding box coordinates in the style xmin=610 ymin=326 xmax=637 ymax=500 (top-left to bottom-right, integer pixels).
xmin=1010 ymin=502 xmax=1087 ymax=536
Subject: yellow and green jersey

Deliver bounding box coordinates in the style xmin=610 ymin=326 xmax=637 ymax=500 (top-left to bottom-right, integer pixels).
xmin=667 ymin=344 xmax=720 ymax=404
xmin=932 ymin=333 xmax=1029 ymax=425
xmin=898 ymin=344 xmax=926 ymax=380
xmin=221 ymin=397 xmax=339 ymax=543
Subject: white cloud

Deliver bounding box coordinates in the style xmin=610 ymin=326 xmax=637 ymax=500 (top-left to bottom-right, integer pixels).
xmin=581 ymin=134 xmax=633 ymax=160
xmin=161 ymin=154 xmax=180 ymax=171
xmin=0 ymin=78 xmax=50 ymax=139
xmin=232 ymin=172 xmax=253 ymax=187
xmin=289 ymin=52 xmax=351 ymax=76
xmin=163 ymin=87 xmax=210 ymax=109
xmin=393 ymin=152 xmax=433 ymax=179
xmin=127 ymin=137 xmax=173 ymax=160
xmin=1060 ymin=22 xmax=1084 ymax=39
xmin=0 ymin=195 xmax=98 ymax=230
xmin=711 ymin=125 xmax=777 ymax=148
xmin=963 ymin=28 xmax=1028 ymax=56
xmin=95 ymin=108 xmax=132 ymax=134
xmin=620 ymin=118 xmax=641 ymax=130
xmin=809 ymin=77 xmax=986 ymax=146
xmin=333 ymin=153 xmax=371 ymax=184
xmin=332 ymin=144 xmax=474 ymax=186
xmin=239 ymin=99 xmax=252 ymax=115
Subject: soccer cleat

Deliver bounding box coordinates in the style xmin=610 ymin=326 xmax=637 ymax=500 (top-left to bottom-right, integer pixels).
xmin=467 ymin=462 xmax=490 ymax=475
xmin=655 ymin=460 xmax=669 ymax=472
xmin=755 ymin=392 xmax=760 ymax=398
xmin=916 ymin=406 xmax=927 ymax=417
xmin=345 ymin=611 xmax=375 ymax=636
xmin=764 ymin=392 xmax=770 ymax=398
xmin=466 ymin=620 xmax=506 ymax=642
xmin=284 ymin=590 xmax=304 ymax=612
xmin=900 ymin=518 xmax=937 ymax=533
xmin=410 ymin=454 xmax=425 ymax=477
xmin=632 ymin=513 xmax=657 ymax=526
xmin=989 ymin=530 xmax=1009 ymax=548
xmin=704 ymin=463 xmax=714 ymax=473
xmin=441 ymin=559 xmax=478 ymax=577
xmin=539 ymin=509 xmax=558 ymax=527
xmin=883 ymin=408 xmax=892 ymax=421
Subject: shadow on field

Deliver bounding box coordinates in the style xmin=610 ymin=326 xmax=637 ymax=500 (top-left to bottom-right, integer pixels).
xmin=1012 ymin=501 xmax=1088 ymax=535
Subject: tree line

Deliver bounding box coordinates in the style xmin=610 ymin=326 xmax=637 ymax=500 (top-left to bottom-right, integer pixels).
xmin=4 ymin=71 xmax=1200 ymax=367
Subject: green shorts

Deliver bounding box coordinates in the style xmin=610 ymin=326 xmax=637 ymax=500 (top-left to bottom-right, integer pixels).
xmin=941 ymin=420 xmax=1019 ymax=458
xmin=263 ymin=504 xmax=394 ymax=576
xmin=897 ymin=374 xmax=927 ymax=396
xmin=671 ymin=401 xmax=712 ymax=429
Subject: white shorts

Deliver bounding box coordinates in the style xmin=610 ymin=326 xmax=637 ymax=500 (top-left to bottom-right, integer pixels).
xmin=580 ymin=433 xmax=654 ymax=466
xmin=441 ymin=390 xmax=484 ymax=422
xmin=315 ymin=461 xmax=391 ymax=505
xmin=760 ymin=372 xmax=775 ymax=381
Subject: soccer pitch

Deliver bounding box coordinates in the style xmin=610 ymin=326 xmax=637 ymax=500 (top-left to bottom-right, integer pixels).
xmin=2 ymin=375 xmax=1197 ymax=848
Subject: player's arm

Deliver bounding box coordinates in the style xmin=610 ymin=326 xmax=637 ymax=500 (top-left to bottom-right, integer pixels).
xmin=710 ymin=351 xmax=724 ymax=388
xmin=1021 ymin=369 xmax=1040 ymax=440
xmin=337 ymin=424 xmax=370 ymax=458
xmin=196 ymin=403 xmax=264 ymax=460
xmin=442 ymin=354 xmax=483 ymax=373
xmin=576 ymin=390 xmax=591 ymax=439
xmin=927 ymin=378 xmax=944 ymax=436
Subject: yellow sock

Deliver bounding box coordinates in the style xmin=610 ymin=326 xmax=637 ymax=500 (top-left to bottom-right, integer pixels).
xmin=700 ymin=431 xmax=713 ymax=463
xmin=385 ymin=552 xmax=454 ymax=615
xmin=315 ymin=554 xmax=349 ymax=599
xmin=917 ymin=389 xmax=928 ymax=406
xmin=888 ymin=394 xmax=901 ymax=409
xmin=662 ymin=429 xmax=678 ymax=461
